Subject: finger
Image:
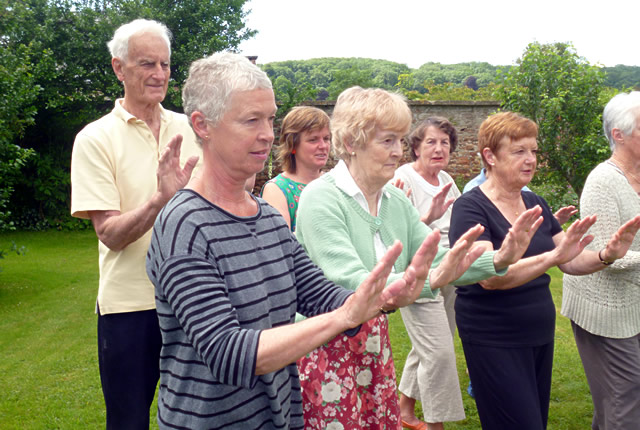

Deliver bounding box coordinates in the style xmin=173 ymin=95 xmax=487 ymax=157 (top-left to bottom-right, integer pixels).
xmin=360 ymin=245 xmax=401 ymax=303
xmin=379 ymin=278 xmax=407 ymax=304
xmin=458 ymin=244 xmax=485 ymax=270
xmin=467 ymin=243 xmax=486 ymax=261
xmin=443 ymin=198 xmax=455 ymax=211
xmin=448 ymin=239 xmax=471 ymax=260
xmin=161 ymin=134 xmax=183 ymax=161
xmin=414 ymin=229 xmax=440 ymax=259
xmin=567 ymin=216 xmax=594 ymax=237
xmin=528 ymin=215 xmax=544 ymax=236
xmin=407 ymin=231 xmax=440 ymax=278
xmin=455 ymin=224 xmax=484 ymax=246
xmin=167 ymin=134 xmax=183 ymax=152
xmin=620 ymin=215 xmax=640 ymax=236
xmin=580 ymin=234 xmax=594 ymax=249
xmin=513 ymin=205 xmax=542 ymax=230
xmin=438 ymin=182 xmax=453 ymax=196
xmin=574 ymin=216 xmax=597 ymax=235
xmin=182 ymin=156 xmax=200 ymax=178
xmin=371 ymin=240 xmax=403 ymax=280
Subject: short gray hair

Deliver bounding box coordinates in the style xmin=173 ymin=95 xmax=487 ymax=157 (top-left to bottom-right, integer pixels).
xmin=182 ymin=52 xmax=273 ymax=130
xmin=603 ymin=91 xmax=640 ymax=151
xmin=107 ymin=19 xmax=172 ymax=61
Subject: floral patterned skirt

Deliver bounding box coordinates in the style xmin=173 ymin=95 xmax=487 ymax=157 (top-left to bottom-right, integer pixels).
xmin=297 ymin=314 xmax=402 ymax=429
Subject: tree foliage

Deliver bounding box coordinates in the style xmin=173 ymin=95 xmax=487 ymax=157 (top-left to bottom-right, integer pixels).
xmin=0 ymin=33 xmax=40 ymax=231
xmin=409 ymin=62 xmax=504 ymax=92
xmin=1 ymin=0 xmax=254 ymax=229
xmin=602 ymin=65 xmax=640 ymax=90
xmin=397 ymin=80 xmax=498 ymax=101
xmin=496 ymin=42 xmax=610 ymax=196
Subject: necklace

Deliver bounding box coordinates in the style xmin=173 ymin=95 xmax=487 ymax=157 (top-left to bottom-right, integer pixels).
xmin=484 ymin=184 xmax=523 ymax=218
xmin=608 ymin=159 xmax=640 ymax=191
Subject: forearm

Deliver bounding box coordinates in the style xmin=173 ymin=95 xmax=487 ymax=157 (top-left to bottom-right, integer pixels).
xmin=453 ymin=250 xmax=503 ymax=285
xmin=90 ymin=192 xmax=166 ymax=251
xmin=255 ymin=306 xmax=352 ymax=375
xmin=558 ymin=249 xmax=607 ymax=275
xmin=480 ymin=251 xmax=556 ymax=290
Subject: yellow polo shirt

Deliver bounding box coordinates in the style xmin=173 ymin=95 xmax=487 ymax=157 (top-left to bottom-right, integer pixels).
xmin=71 ymin=99 xmax=201 ymax=315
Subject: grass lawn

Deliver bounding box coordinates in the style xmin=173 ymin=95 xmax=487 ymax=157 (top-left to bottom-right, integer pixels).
xmin=389 ymin=267 xmax=594 ymax=429
xmin=1 ymin=230 xmax=593 ymax=429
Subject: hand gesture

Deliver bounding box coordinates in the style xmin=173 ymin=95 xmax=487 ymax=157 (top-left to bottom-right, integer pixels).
xmin=392 ymin=178 xmax=412 ymax=198
xmin=340 ymin=241 xmax=408 ymax=328
xmin=156 ymin=134 xmax=200 ymax=204
xmin=420 ymin=182 xmax=455 ymax=225
xmin=600 ymin=214 xmax=640 ymax=263
xmin=493 ymin=206 xmax=544 ymax=269
xmin=554 ymin=205 xmax=578 ymax=225
xmin=382 ymin=230 xmax=441 ymax=310
xmin=551 ymin=215 xmax=597 ymax=265
xmin=429 ymin=224 xmax=486 ymax=290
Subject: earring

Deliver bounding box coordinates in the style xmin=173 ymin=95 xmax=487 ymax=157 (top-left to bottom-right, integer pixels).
xmin=292 ymin=149 xmax=296 ymax=154
xmin=351 ymin=151 xmax=356 ymax=156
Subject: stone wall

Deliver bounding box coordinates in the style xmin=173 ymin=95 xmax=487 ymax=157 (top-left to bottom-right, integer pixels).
xmin=254 ymin=100 xmax=500 ymax=193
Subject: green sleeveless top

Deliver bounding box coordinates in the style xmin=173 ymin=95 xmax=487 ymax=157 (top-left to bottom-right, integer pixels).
xmin=260 ymin=173 xmax=306 ymax=232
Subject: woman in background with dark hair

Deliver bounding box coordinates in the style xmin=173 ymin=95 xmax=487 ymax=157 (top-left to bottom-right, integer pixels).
xmin=393 ymin=117 xmax=463 ymax=430
xmin=261 ymin=106 xmax=330 ymax=231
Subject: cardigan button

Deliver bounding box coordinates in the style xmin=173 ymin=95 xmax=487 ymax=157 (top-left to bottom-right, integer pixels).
xmin=375 ymin=219 xmax=382 ymax=226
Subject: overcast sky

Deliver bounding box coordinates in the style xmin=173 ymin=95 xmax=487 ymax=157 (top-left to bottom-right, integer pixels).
xmin=238 ymin=0 xmax=639 ymax=69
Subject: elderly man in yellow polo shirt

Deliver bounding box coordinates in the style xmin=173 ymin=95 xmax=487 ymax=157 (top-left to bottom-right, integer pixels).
xmin=70 ymin=19 xmax=201 ymax=429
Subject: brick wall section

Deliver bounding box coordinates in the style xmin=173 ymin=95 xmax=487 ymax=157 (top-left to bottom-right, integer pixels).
xmin=254 ymin=100 xmax=500 ymax=193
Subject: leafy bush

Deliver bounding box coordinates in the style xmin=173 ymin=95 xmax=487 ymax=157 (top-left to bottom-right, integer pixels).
xmin=529 ymin=181 xmax=580 ymax=224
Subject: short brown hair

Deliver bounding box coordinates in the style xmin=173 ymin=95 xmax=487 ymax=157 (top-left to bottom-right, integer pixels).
xmin=478 ymin=112 xmax=538 ymax=170
xmin=407 ymin=117 xmax=458 ymax=161
xmin=276 ymin=106 xmax=330 ymax=173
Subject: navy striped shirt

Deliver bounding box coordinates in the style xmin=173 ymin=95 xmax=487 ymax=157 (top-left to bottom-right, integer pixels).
xmin=146 ymin=190 xmax=353 ymax=429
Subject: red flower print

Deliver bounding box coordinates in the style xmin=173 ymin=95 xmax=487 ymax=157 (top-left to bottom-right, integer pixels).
xmin=306 ymin=379 xmax=323 ymax=407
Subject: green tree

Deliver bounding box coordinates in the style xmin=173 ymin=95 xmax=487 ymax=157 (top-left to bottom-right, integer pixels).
xmin=273 ymin=76 xmax=317 ymax=117
xmin=496 ymin=42 xmax=609 ymax=196
xmin=603 ymin=64 xmax=640 ymax=89
xmin=327 ymin=66 xmax=374 ymax=99
xmin=0 ymin=41 xmax=39 ymax=231
xmin=1 ymin=0 xmax=254 ymax=229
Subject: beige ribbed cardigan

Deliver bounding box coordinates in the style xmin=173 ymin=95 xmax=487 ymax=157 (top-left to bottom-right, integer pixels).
xmin=562 ymin=161 xmax=640 ymax=338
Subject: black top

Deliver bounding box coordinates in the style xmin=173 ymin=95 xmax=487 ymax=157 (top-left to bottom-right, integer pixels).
xmin=449 ymin=187 xmax=563 ymax=347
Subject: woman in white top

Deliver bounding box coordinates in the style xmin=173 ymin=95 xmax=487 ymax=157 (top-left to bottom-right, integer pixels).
xmin=393 ymin=117 xmax=462 ymax=430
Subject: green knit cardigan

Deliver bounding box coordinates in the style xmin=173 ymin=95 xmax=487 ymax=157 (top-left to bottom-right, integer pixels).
xmin=296 ymin=170 xmax=504 ymax=300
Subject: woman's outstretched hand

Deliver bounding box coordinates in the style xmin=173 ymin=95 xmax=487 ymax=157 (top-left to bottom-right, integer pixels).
xmin=594 ymin=214 xmax=640 ymax=264
xmin=420 ymin=182 xmax=455 ymax=225
xmin=382 ymin=230 xmax=442 ymax=310
xmin=339 ymin=241 xmax=407 ymax=328
xmin=493 ymin=206 xmax=544 ymax=270
xmin=429 ymin=224 xmax=486 ymax=290
xmin=553 ymin=205 xmax=578 ymax=225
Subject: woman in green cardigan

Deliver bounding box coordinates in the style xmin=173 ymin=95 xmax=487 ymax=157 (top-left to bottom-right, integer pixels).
xmin=294 ymin=86 xmax=543 ymax=430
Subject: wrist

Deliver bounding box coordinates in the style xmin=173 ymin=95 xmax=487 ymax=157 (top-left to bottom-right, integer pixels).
xmin=428 ymin=270 xmax=443 ymax=290
xmin=335 ymin=297 xmax=360 ymax=330
xmin=598 ymin=248 xmax=615 ymax=265
xmin=492 ymin=250 xmax=508 ymax=271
